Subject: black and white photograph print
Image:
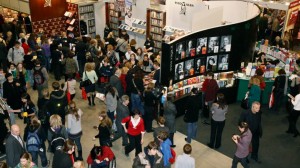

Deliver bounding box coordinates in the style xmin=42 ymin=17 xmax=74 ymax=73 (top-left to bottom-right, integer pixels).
xmin=176 ymin=42 xmax=186 ymax=60
xmin=184 ymin=59 xmax=194 ymax=77
xmin=218 ymin=54 xmax=229 ymax=70
xmin=174 ymin=62 xmax=184 ymax=80
xmin=196 ymin=37 xmax=207 ymax=55
xmin=186 ymin=39 xmax=196 ymax=57
xmin=195 ymin=57 xmax=206 ymax=74
xmin=208 ymin=36 xmax=220 ymax=54
xmin=220 ymin=35 xmax=232 ymax=52
xmin=206 ymin=55 xmax=217 ymax=72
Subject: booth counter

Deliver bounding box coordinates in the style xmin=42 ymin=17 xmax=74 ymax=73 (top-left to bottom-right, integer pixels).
xmin=236 ymin=78 xmax=274 ymax=105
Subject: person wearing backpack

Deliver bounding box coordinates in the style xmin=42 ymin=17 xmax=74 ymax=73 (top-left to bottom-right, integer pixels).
xmin=52 ymin=140 xmax=75 ymax=168
xmin=32 ymin=60 xmax=48 ymax=99
xmin=47 ymin=114 xmax=68 ymax=153
xmin=23 ymin=117 xmax=48 ymax=168
xmin=49 ymin=82 xmax=68 ymax=124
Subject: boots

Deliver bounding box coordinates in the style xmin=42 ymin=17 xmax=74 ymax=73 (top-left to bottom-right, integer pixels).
xmin=77 ymin=150 xmax=83 ymax=161
xmin=88 ymin=96 xmax=91 ymax=106
xmin=92 ymin=94 xmax=95 ymax=106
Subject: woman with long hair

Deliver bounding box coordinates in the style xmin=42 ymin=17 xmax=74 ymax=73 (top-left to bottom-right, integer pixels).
xmin=82 ymin=63 xmax=98 ymax=106
xmin=231 ymin=122 xmax=252 ymax=168
xmin=47 ymin=114 xmax=68 ymax=153
xmin=63 ymin=73 xmax=76 ymax=101
xmin=131 ymin=69 xmax=145 ymax=115
xmin=164 ymin=94 xmax=177 ymax=147
xmin=143 ymin=83 xmax=157 ymax=132
xmin=94 ymin=111 xmax=113 ymax=146
xmin=15 ymin=152 xmax=37 ymax=168
xmin=52 ymin=140 xmax=75 ymax=168
xmin=122 ymin=109 xmax=145 ymax=157
xmin=272 ymin=69 xmax=287 ymax=113
xmin=67 ymin=101 xmax=83 ymax=160
xmin=207 ymin=93 xmax=228 ymax=149
xmin=106 ymin=44 xmax=118 ymax=67
xmin=16 ymin=63 xmax=28 ymax=93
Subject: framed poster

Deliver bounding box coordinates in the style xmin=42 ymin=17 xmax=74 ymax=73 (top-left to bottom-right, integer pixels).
xmin=176 ymin=42 xmax=186 ymax=60
xmin=184 ymin=59 xmax=194 ymax=77
xmin=206 ymin=55 xmax=217 ymax=72
xmin=195 ymin=57 xmax=206 ymax=74
xmin=218 ymin=54 xmax=229 ymax=70
xmin=208 ymin=36 xmax=220 ymax=54
xmin=220 ymin=35 xmax=232 ymax=52
xmin=196 ymin=37 xmax=207 ymax=55
xmin=186 ymin=39 xmax=196 ymax=57
xmin=174 ymin=62 xmax=184 ymax=80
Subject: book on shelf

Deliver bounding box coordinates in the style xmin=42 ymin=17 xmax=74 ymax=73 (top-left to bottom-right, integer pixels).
xmin=67 ymin=26 xmax=74 ymax=31
xmin=70 ymin=19 xmax=76 ymax=25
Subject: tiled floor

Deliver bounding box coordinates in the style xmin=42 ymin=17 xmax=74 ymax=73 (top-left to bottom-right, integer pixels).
xmin=11 ymin=75 xmax=242 ymax=168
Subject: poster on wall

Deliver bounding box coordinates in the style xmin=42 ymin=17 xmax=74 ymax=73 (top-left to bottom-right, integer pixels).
xmin=206 ymin=55 xmax=217 ymax=72
xmin=176 ymin=42 xmax=186 ymax=60
xmin=220 ymin=35 xmax=232 ymax=52
xmin=208 ymin=36 xmax=219 ymax=54
xmin=186 ymin=39 xmax=196 ymax=57
xmin=195 ymin=57 xmax=206 ymax=74
xmin=115 ymin=0 xmax=125 ymax=13
xmin=174 ymin=62 xmax=184 ymax=80
xmin=218 ymin=54 xmax=229 ymax=70
xmin=125 ymin=0 xmax=133 ymax=26
xmin=196 ymin=37 xmax=207 ymax=55
xmin=184 ymin=59 xmax=194 ymax=77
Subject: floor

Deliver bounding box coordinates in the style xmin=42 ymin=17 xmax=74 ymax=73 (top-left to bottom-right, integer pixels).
xmin=8 ymin=74 xmax=243 ymax=168
xmin=6 ymin=73 xmax=300 ymax=168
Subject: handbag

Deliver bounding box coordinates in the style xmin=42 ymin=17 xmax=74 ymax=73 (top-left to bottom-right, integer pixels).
xmin=81 ymin=88 xmax=87 ymax=100
xmin=80 ymin=71 xmax=92 ymax=88
xmin=132 ymin=79 xmax=144 ymax=102
xmin=241 ymin=92 xmax=249 ymax=110
xmin=66 ymin=81 xmax=71 ymax=103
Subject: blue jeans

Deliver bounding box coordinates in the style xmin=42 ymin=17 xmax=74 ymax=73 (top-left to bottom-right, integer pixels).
xmin=26 ymin=69 xmax=34 ymax=87
xmin=70 ymin=136 xmax=82 ymax=151
xmin=45 ymin=57 xmax=51 ymax=71
xmin=29 ymin=149 xmax=48 ymax=167
xmin=186 ymin=122 xmax=198 ymax=143
xmin=131 ymin=93 xmax=144 ymax=115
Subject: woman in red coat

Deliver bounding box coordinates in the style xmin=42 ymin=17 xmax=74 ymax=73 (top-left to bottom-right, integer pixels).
xmin=122 ymin=109 xmax=145 ymax=157
xmin=86 ymin=145 xmax=114 ymax=167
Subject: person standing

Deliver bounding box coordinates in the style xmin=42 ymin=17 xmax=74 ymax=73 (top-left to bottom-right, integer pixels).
xmin=122 ymin=109 xmax=145 ymax=157
xmin=175 ymin=144 xmax=195 ymax=168
xmin=153 ymin=62 xmax=160 ymax=86
xmin=239 ymin=102 xmax=262 ymax=163
xmin=61 ymin=51 xmax=78 ymax=81
xmin=104 ymin=84 xmax=118 ymax=130
xmin=144 ymin=35 xmax=154 ymax=53
xmin=75 ymin=37 xmax=88 ymax=77
xmin=184 ymin=88 xmax=201 ymax=143
xmin=109 ymin=68 xmax=124 ymax=97
xmin=286 ymin=93 xmax=300 ymax=137
xmin=207 ymin=93 xmax=228 ymax=149
xmin=67 ymin=101 xmax=83 ymax=160
xmin=32 ymin=60 xmax=49 ymax=99
xmin=94 ymin=111 xmax=112 ymax=147
xmin=15 ymin=152 xmax=38 ymax=168
xmin=112 ymin=95 xmax=130 ymax=146
xmin=272 ymin=69 xmax=287 ymax=113
xmin=5 ymin=124 xmax=26 ymax=167
xmin=52 ymin=140 xmax=75 ymax=168
xmin=82 ymin=63 xmax=98 ymax=106
xmin=248 ymin=78 xmax=261 ymax=108
xmin=202 ymin=72 xmax=219 ymax=125
xmin=164 ymin=94 xmax=177 ymax=147
xmin=153 ymin=116 xmax=169 ymax=146
xmin=143 ymin=83 xmax=157 ymax=132
xmin=231 ymin=122 xmax=252 ymax=168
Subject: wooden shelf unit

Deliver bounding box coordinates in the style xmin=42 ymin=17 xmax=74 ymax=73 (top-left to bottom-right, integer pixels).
xmin=79 ymin=4 xmax=96 ymax=37
xmin=146 ymin=8 xmax=166 ymax=52
xmin=106 ymin=2 xmax=121 ymax=38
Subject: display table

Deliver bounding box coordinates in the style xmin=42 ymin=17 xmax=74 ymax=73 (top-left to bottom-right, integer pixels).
xmin=237 ymin=78 xmax=274 ymax=105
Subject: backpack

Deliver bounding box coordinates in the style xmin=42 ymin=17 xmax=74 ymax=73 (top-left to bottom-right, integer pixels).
xmin=51 ymin=128 xmax=66 ymax=152
xmin=26 ymin=130 xmax=41 ymax=152
xmin=33 ymin=67 xmax=45 ymax=86
xmin=38 ymin=101 xmax=50 ymax=125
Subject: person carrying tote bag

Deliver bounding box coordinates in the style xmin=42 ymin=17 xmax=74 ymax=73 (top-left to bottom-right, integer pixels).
xmin=82 ymin=64 xmax=98 ymax=106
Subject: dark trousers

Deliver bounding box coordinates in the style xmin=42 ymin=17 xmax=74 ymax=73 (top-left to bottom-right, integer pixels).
xmin=251 ymin=131 xmax=260 ymax=159
xmin=144 ymin=105 xmax=154 ymax=132
xmin=125 ymin=134 xmax=142 ymax=156
xmin=77 ymin=60 xmax=86 ymax=77
xmin=287 ymin=109 xmax=300 ymax=135
xmin=52 ymin=62 xmax=61 ymax=80
xmin=273 ymin=90 xmax=284 ymax=112
xmin=114 ymin=123 xmax=128 ymax=146
xmin=169 ymin=133 xmax=174 ymax=145
xmin=209 ymin=119 xmax=225 ymax=148
xmin=29 ymin=149 xmax=48 ymax=167
xmin=231 ymin=155 xmax=249 ymax=168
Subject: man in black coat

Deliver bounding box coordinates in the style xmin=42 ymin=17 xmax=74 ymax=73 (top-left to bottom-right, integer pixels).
xmin=5 ymin=124 xmax=26 ymax=167
xmin=240 ymin=101 xmax=263 ymax=163
xmin=109 ymin=69 xmax=123 ymax=97
xmin=184 ymin=88 xmax=201 ymax=143
xmin=75 ymin=37 xmax=88 ymax=76
xmin=153 ymin=61 xmax=160 ymax=86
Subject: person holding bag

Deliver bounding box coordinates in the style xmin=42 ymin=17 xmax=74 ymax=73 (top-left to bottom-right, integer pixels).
xmin=131 ymin=69 xmax=145 ymax=116
xmin=63 ymin=74 xmax=76 ymax=102
xmin=82 ymin=63 xmax=98 ymax=106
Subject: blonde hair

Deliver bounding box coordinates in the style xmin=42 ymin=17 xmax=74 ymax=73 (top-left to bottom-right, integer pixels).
xmin=107 ymin=44 xmax=113 ymax=51
xmin=99 ymin=111 xmax=112 ymax=128
xmin=85 ymin=63 xmax=93 ymax=72
xmin=251 ymin=78 xmax=260 ymax=86
xmin=90 ymin=39 xmax=97 ymax=46
xmin=121 ymin=66 xmax=129 ymax=75
xmin=42 ymin=88 xmax=50 ymax=98
xmin=73 ymin=161 xmax=85 ymax=168
xmin=50 ymin=114 xmax=62 ymax=129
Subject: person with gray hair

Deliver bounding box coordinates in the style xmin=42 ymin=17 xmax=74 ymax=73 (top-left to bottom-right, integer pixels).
xmin=111 ymin=95 xmax=130 ymax=146
xmin=109 ymin=68 xmax=124 ymax=97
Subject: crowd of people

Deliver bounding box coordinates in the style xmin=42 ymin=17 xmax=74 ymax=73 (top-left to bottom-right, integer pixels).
xmin=0 ymin=23 xmax=198 ymax=168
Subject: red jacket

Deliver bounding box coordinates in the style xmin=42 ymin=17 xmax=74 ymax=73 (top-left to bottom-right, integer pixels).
xmin=203 ymin=79 xmax=219 ymax=102
xmin=22 ymin=43 xmax=29 ymax=55
xmin=119 ymin=74 xmax=127 ymax=93
xmin=86 ymin=146 xmax=115 ymax=165
xmin=122 ymin=116 xmax=145 ymax=136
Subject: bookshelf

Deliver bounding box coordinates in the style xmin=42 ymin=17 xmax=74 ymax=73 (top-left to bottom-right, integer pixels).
xmin=106 ymin=2 xmax=121 ymax=38
xmin=79 ymin=4 xmax=96 ymax=37
xmin=146 ymin=8 xmax=166 ymax=52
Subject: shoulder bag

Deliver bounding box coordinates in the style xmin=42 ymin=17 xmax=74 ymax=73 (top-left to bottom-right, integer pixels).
xmin=80 ymin=71 xmax=92 ymax=88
